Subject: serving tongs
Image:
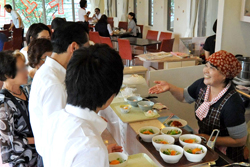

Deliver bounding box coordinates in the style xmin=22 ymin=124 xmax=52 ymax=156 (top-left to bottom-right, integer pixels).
xmin=205 ymin=129 xmax=220 ymax=150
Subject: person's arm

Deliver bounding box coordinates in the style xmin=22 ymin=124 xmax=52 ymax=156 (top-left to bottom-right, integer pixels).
xmin=198 ymin=133 xmax=247 ymax=147
xmin=9 ymin=23 xmax=14 ymax=30
xmin=107 ymin=24 xmax=113 ymax=35
xmin=205 ymin=50 xmax=210 ymax=59
xmin=149 ymin=81 xmax=185 ymax=102
xmin=0 ymin=101 xmax=30 ymax=165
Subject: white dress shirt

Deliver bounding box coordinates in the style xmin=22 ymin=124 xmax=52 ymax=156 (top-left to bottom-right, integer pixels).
xmin=93 ymin=13 xmax=102 ymax=20
xmin=43 ymin=104 xmax=109 ymax=167
xmin=29 ymin=57 xmax=67 ymax=156
xmin=78 ymin=8 xmax=87 ymax=22
xmin=10 ymin=10 xmax=24 ymax=28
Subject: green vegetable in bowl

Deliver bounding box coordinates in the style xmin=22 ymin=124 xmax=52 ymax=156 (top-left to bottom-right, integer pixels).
xmin=166 ymin=129 xmax=181 ymax=135
xmin=163 ymin=149 xmax=180 ymax=155
xmin=140 ymin=129 xmax=154 ymax=135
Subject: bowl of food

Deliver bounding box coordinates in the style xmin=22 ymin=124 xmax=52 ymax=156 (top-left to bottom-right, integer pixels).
xmin=119 ymin=105 xmax=131 ymax=114
xmin=144 ymin=110 xmax=158 ymax=117
xmin=139 ymin=126 xmax=160 ymax=142
xmin=126 ymin=96 xmax=143 ymax=107
xmin=159 ymin=145 xmax=183 ymax=164
xmin=183 ymin=144 xmax=207 ymax=162
xmin=179 ymin=134 xmax=201 ymax=147
xmin=152 ymin=135 xmax=175 ymax=151
xmin=109 ymin=152 xmax=128 ymax=167
xmin=137 ymin=101 xmax=154 ymax=111
xmin=161 ymin=127 xmax=182 ymax=141
xmin=166 ymin=119 xmax=187 ymax=128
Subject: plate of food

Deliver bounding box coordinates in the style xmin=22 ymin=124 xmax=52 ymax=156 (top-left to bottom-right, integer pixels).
xmin=166 ymin=119 xmax=187 ymax=128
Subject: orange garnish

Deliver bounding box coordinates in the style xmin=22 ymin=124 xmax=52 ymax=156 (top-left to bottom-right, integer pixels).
xmin=160 ymin=141 xmax=168 ymax=144
xmin=192 ymin=148 xmax=201 ymax=154
xmin=143 ymin=130 xmax=154 ymax=134
xmin=184 ymin=139 xmax=195 ymax=143
xmin=170 ymin=150 xmax=176 ymax=155
xmin=110 ymin=160 xmax=120 ymax=164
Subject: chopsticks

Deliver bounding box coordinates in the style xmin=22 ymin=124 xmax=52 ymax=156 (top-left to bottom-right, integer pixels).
xmin=162 ymin=113 xmax=174 ymax=125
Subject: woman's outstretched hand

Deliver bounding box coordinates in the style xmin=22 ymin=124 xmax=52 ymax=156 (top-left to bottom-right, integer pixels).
xmin=149 ymin=81 xmax=170 ymax=94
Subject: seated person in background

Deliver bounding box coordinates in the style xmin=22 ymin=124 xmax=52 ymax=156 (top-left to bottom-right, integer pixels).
xmin=0 ymin=33 xmax=8 ymax=51
xmin=203 ymin=20 xmax=217 ymax=59
xmin=95 ymin=14 xmax=113 ymax=37
xmin=20 ymin=23 xmax=51 ymax=64
xmin=29 ymin=22 xmax=89 ymax=159
xmin=92 ymin=8 xmax=102 ymax=21
xmin=28 ymin=38 xmax=53 ymax=80
xmin=127 ymin=12 xmax=137 ymax=36
xmin=0 ymin=51 xmax=39 ymax=167
xmin=43 ymin=44 xmax=123 ymax=167
xmin=51 ymin=17 xmax=67 ymax=33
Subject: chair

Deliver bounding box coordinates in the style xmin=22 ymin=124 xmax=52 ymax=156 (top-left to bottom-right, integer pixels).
xmin=118 ymin=38 xmax=137 ymax=66
xmin=118 ymin=21 xmax=128 ymax=31
xmin=0 ymin=30 xmax=11 ymax=38
xmin=3 ymin=24 xmax=11 ymax=30
xmin=146 ymin=30 xmax=159 ymax=50
xmin=107 ymin=17 xmax=114 ymax=29
xmin=89 ymin=31 xmax=101 ymax=44
xmin=100 ymin=36 xmax=113 ymax=48
xmin=159 ymin=32 xmax=172 ymax=41
xmin=159 ymin=38 xmax=175 ymax=52
xmin=12 ymin=28 xmax=23 ymax=50
xmin=137 ymin=25 xmax=144 ymax=38
xmin=47 ymin=25 xmax=52 ymax=32
xmin=3 ymin=40 xmax=13 ymax=51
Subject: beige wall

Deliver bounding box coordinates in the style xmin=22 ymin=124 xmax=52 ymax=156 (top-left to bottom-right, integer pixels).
xmin=216 ymin=0 xmax=250 ymax=56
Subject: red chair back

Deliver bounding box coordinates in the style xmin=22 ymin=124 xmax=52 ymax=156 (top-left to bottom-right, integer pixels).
xmin=13 ymin=28 xmax=23 ymax=50
xmin=107 ymin=17 xmax=114 ymax=29
xmin=118 ymin=22 xmax=128 ymax=31
xmin=146 ymin=30 xmax=158 ymax=40
xmin=118 ymin=38 xmax=132 ymax=60
xmin=159 ymin=32 xmax=172 ymax=41
xmin=3 ymin=24 xmax=10 ymax=30
xmin=100 ymin=36 xmax=113 ymax=48
xmin=160 ymin=38 xmax=175 ymax=52
xmin=89 ymin=31 xmax=101 ymax=44
xmin=3 ymin=40 xmax=13 ymax=51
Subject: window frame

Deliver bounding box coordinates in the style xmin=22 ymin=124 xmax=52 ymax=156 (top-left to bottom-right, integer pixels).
xmin=167 ymin=0 xmax=174 ymax=31
xmin=148 ymin=0 xmax=153 ymax=26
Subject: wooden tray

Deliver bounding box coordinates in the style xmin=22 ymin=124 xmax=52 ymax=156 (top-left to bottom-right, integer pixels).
xmin=136 ymin=129 xmax=219 ymax=167
xmin=110 ymin=102 xmax=160 ymax=123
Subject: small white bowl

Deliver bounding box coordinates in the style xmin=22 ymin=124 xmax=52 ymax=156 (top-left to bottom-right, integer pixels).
xmin=138 ymin=126 xmax=160 ymax=142
xmin=179 ymin=134 xmax=201 ymax=147
xmin=108 ymin=152 xmax=128 ymax=167
xmin=183 ymin=144 xmax=207 ymax=162
xmin=119 ymin=105 xmax=131 ymax=114
xmin=152 ymin=135 xmax=175 ymax=151
xmin=161 ymin=127 xmax=182 ymax=141
xmin=159 ymin=145 xmax=183 ymax=164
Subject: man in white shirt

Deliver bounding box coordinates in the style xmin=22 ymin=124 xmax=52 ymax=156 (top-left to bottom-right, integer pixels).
xmin=78 ymin=0 xmax=90 ymax=22
xmin=4 ymin=4 xmax=24 ymax=30
xmin=43 ymin=44 xmax=124 ymax=167
xmin=29 ymin=22 xmax=89 ymax=158
xmin=92 ymin=8 xmax=102 ymax=21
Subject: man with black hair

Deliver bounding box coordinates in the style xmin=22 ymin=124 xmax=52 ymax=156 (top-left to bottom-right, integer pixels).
xmin=51 ymin=17 xmax=67 ymax=32
xmin=78 ymin=0 xmax=90 ymax=22
xmin=4 ymin=4 xmax=24 ymax=30
xmin=92 ymin=8 xmax=102 ymax=21
xmin=29 ymin=22 xmax=89 ymax=159
xmin=42 ymin=44 xmax=124 ymax=166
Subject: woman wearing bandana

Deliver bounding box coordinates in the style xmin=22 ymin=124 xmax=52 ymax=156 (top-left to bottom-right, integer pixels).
xmin=149 ymin=50 xmax=247 ymax=162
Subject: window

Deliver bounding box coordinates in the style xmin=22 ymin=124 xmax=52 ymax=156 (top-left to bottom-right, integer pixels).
xmin=167 ymin=0 xmax=174 ymax=31
xmin=148 ymin=0 xmax=153 ymax=26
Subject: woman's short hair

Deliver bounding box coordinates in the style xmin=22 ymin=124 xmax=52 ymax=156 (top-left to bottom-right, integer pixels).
xmin=98 ymin=15 xmax=108 ymax=24
xmin=79 ymin=0 xmax=87 ymax=8
xmin=26 ymin=23 xmax=51 ymax=45
xmin=28 ymin=39 xmax=53 ymax=68
xmin=66 ymin=44 xmax=124 ymax=111
xmin=0 ymin=51 xmax=17 ymax=81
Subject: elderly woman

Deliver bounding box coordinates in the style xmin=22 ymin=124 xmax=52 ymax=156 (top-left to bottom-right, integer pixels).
xmin=0 ymin=51 xmax=39 ymax=166
xmin=149 ymin=50 xmax=247 ymax=162
xmin=27 ymin=38 xmax=53 ymax=80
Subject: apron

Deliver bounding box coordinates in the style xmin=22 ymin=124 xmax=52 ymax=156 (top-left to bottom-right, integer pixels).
xmin=195 ymin=86 xmax=245 ymax=162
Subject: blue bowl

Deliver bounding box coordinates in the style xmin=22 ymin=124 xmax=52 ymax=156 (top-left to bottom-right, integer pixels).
xmin=138 ymin=101 xmax=154 ymax=111
xmin=126 ymin=96 xmax=143 ymax=107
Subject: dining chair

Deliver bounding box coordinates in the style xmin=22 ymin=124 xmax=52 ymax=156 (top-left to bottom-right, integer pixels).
xmin=3 ymin=24 xmax=10 ymax=30
xmin=3 ymin=40 xmax=13 ymax=51
xmin=159 ymin=32 xmax=172 ymax=41
xmin=107 ymin=17 xmax=114 ymax=29
xmin=100 ymin=36 xmax=113 ymax=48
xmin=12 ymin=28 xmax=23 ymax=50
xmin=89 ymin=31 xmax=101 ymax=44
xmin=118 ymin=38 xmax=137 ymax=66
xmin=136 ymin=25 xmax=144 ymax=38
xmin=149 ymin=38 xmax=175 ymax=52
xmin=0 ymin=30 xmax=11 ymax=38
xmin=118 ymin=21 xmax=128 ymax=31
